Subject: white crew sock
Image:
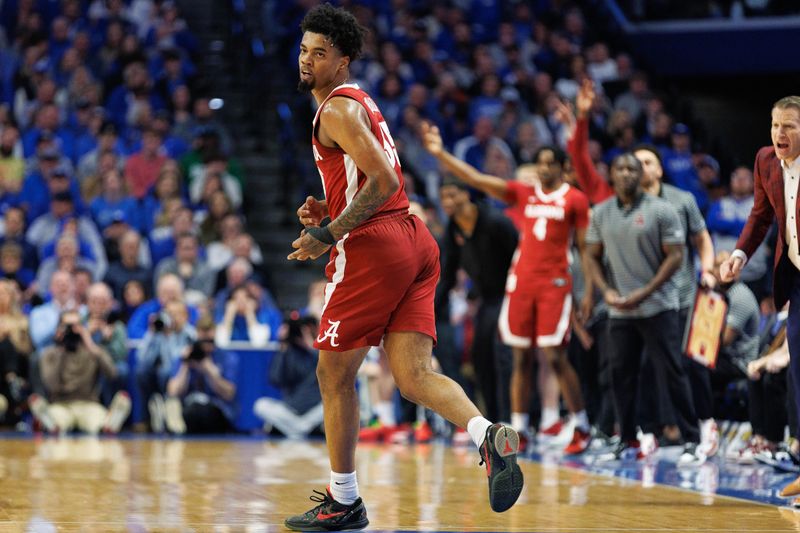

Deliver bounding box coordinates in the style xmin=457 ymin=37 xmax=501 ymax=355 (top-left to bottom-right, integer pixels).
xmin=540 ymin=407 xmax=560 ymax=430
xmin=467 ymin=416 xmax=494 ymax=449
xmin=700 ymin=418 xmax=714 ymax=439
xmin=511 ymin=412 xmax=529 ymax=434
xmin=374 ymin=401 xmax=395 ymax=427
xmin=330 ymin=471 xmax=359 ymax=505
xmin=572 ymin=410 xmax=590 ymax=432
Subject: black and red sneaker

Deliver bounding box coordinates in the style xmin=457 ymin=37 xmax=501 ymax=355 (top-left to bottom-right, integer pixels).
xmin=479 ymin=423 xmax=524 ymax=513
xmin=284 ymin=487 xmax=369 ymax=531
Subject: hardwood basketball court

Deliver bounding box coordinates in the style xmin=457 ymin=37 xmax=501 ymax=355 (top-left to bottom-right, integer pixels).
xmin=0 ymin=435 xmax=797 ymax=531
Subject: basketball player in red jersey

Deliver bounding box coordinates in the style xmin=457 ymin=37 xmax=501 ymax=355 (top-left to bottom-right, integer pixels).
xmin=284 ymin=5 xmax=522 ymax=530
xmin=422 ymin=123 xmax=594 ymax=456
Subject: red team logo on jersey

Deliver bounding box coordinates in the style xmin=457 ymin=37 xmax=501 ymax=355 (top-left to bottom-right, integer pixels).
xmin=316 ymin=319 xmax=341 ymax=347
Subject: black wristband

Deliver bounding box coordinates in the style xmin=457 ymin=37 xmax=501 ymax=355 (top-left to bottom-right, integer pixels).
xmin=306 ymin=225 xmax=336 ymax=245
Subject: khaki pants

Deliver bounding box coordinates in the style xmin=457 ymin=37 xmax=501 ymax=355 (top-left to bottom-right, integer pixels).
xmin=49 ymin=401 xmax=108 ymax=435
xmin=254 ymin=398 xmax=324 ymax=439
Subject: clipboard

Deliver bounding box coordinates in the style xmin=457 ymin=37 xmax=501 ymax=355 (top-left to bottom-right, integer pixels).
xmin=683 ymin=286 xmax=728 ymax=369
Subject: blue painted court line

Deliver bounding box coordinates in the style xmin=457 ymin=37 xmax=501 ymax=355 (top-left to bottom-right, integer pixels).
xmin=527 ymin=446 xmax=798 ymax=508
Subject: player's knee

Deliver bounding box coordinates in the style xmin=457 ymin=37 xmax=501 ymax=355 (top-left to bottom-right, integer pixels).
xmin=512 ymin=353 xmax=531 ymax=372
xmin=316 ymin=361 xmax=356 ymax=392
xmin=395 ymin=368 xmax=430 ymax=403
xmin=396 ymin=383 xmax=420 ymax=404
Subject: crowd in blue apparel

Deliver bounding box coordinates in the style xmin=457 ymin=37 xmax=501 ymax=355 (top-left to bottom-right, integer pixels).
xmin=0 ymin=0 xmax=283 ymax=436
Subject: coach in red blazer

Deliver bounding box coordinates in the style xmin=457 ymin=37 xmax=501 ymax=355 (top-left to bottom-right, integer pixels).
xmin=721 ymin=95 xmax=800 ymax=499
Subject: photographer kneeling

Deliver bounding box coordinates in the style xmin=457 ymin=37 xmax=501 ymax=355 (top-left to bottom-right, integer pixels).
xmin=253 ymin=315 xmax=322 ymax=439
xmin=136 ymin=299 xmax=195 ymax=432
xmin=36 ymin=310 xmax=127 ymax=434
xmin=166 ymin=315 xmax=238 ymax=434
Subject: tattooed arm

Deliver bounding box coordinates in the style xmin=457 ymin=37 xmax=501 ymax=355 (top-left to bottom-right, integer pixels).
xmin=323 ymin=97 xmax=400 ymax=238
xmin=288 ymin=97 xmax=400 ymax=261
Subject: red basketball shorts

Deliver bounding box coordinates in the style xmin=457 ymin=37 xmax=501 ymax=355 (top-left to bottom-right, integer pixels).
xmin=499 ymin=273 xmax=572 ymax=349
xmin=314 ymin=213 xmax=439 ymax=352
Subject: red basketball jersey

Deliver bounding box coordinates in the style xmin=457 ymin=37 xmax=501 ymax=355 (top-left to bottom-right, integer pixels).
xmin=311 ymin=83 xmax=409 ymax=222
xmin=504 ymin=181 xmax=590 ymax=277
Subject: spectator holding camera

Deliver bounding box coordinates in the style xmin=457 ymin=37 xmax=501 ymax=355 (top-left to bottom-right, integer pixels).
xmin=30 ymin=269 xmax=77 ymax=351
xmin=166 ymin=314 xmax=238 ymax=434
xmin=84 ymin=282 xmax=128 ymax=406
xmin=36 ymin=309 xmax=129 ymax=434
xmin=135 ymin=299 xmax=196 ymax=432
xmin=253 ymin=315 xmax=322 ymax=439
xmin=215 ymin=285 xmax=271 ymax=348
xmin=127 ymin=272 xmax=198 ymax=340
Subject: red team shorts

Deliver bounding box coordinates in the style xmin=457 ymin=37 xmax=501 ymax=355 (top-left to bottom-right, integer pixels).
xmin=499 ymin=272 xmax=572 ymax=349
xmin=314 ymin=213 xmax=439 ymax=352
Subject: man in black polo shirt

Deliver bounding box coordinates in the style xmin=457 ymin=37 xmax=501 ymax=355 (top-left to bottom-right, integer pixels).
xmin=436 ymin=178 xmax=518 ymax=423
xmin=585 ymin=153 xmax=701 ymax=462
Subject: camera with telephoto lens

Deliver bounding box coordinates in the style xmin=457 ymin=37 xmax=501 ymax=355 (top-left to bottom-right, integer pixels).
xmin=61 ymin=325 xmax=81 ymax=352
xmin=188 ymin=339 xmax=214 ymax=361
xmin=152 ymin=312 xmax=171 ymax=333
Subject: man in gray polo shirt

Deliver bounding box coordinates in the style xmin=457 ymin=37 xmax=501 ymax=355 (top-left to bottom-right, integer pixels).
xmin=585 ymin=153 xmax=700 ymax=461
xmin=635 ymin=144 xmax=718 ymax=458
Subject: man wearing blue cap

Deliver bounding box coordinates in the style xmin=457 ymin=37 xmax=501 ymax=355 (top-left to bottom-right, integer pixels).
xmin=662 ymin=122 xmax=709 ymax=213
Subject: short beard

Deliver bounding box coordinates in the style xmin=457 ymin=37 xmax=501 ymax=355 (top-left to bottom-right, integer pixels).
xmin=297 ymin=79 xmax=313 ymax=93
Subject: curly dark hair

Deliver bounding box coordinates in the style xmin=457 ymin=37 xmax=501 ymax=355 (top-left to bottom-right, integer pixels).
xmin=533 ymin=145 xmax=568 ymax=167
xmin=300 ymin=3 xmax=366 ymax=61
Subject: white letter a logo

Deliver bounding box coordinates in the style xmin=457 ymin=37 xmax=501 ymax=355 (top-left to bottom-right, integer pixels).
xmin=316 ymin=319 xmax=341 ymax=347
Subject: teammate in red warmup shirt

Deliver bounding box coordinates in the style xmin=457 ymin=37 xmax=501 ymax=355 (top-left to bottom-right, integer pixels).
xmin=284 ymin=5 xmax=523 ymax=531
xmin=422 ymin=123 xmax=594 ymax=456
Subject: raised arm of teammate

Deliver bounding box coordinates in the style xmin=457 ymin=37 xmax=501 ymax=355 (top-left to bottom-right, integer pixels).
xmin=420 ymin=121 xmax=510 ymax=201
xmin=562 ymin=80 xmax=613 ymax=205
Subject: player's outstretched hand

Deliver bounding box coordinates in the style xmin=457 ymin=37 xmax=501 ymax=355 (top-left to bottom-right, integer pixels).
xmin=297 ymin=196 xmax=328 ymax=227
xmin=575 ymin=79 xmax=595 ymax=118
xmin=287 ymin=229 xmax=331 ymax=261
xmin=420 ymin=121 xmax=444 ymax=156
xmin=552 ymin=98 xmax=575 ymax=129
